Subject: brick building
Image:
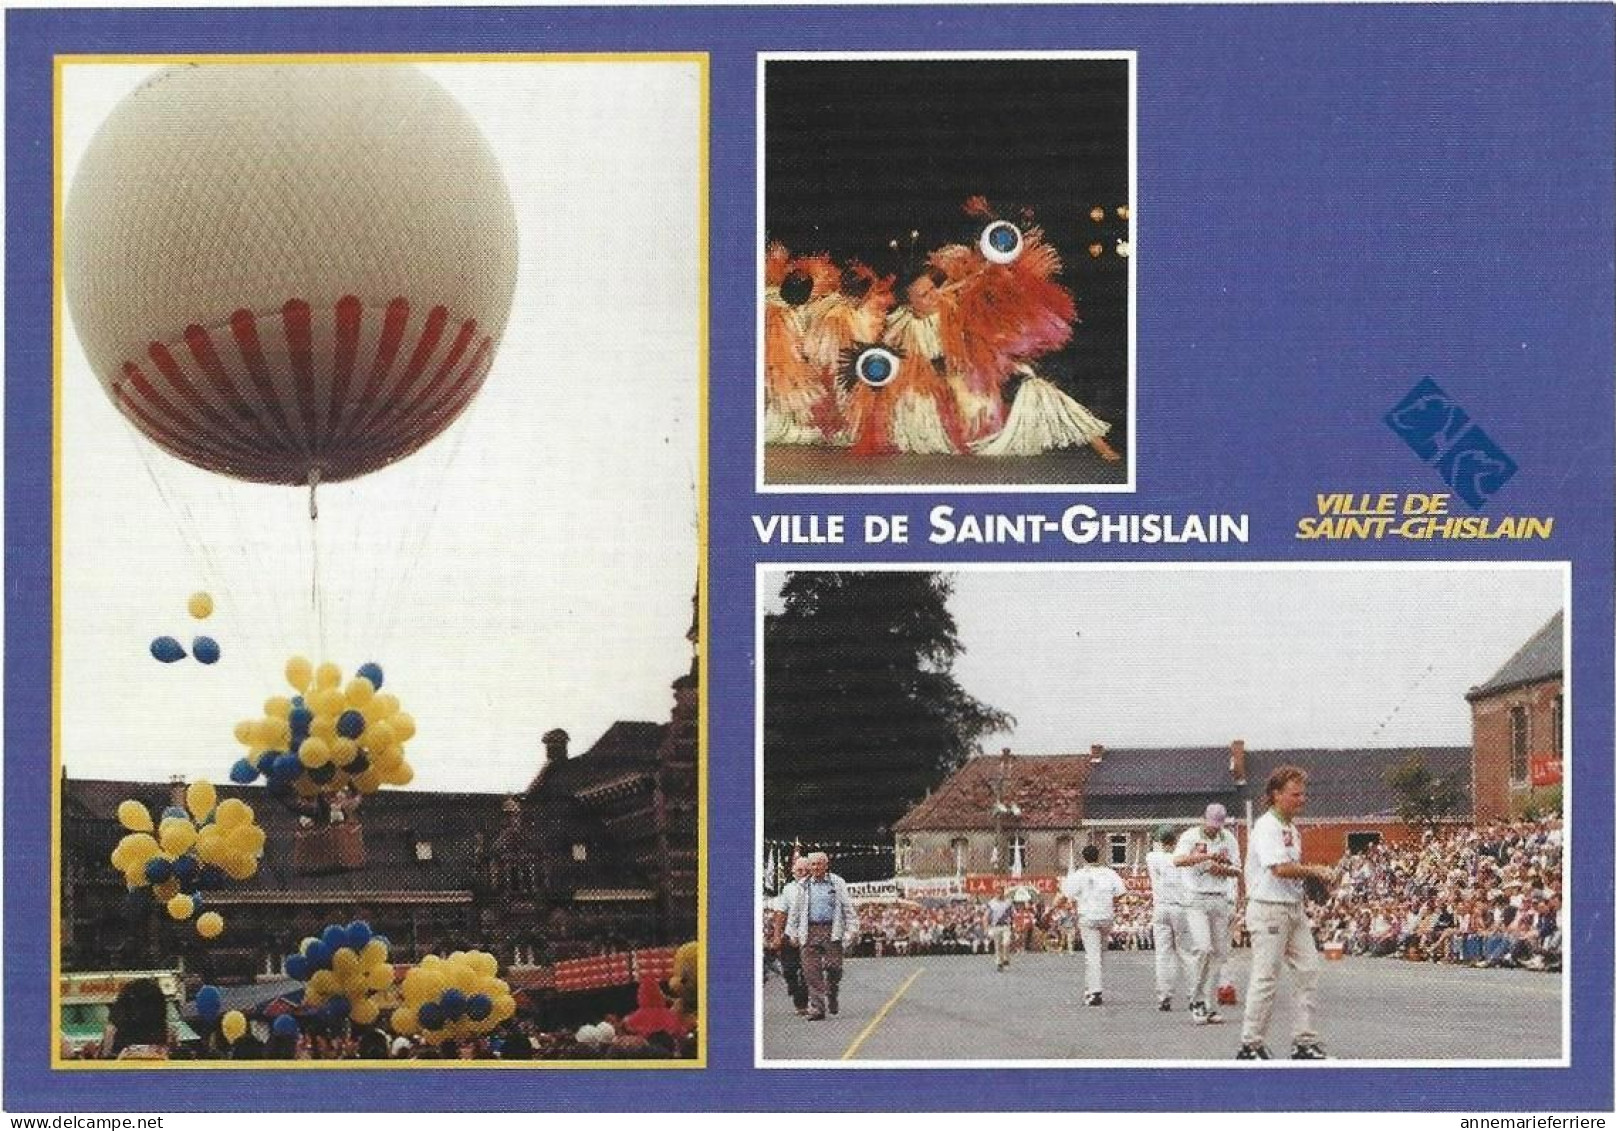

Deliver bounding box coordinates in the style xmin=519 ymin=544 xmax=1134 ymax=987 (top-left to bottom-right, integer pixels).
xmin=893 ymin=740 xmax=1473 ymax=877
xmin=61 ymin=616 xmax=699 ymax=983
xmin=1465 ymin=610 xmax=1564 ymax=822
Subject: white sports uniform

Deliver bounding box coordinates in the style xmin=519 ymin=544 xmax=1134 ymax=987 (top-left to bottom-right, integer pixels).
xmin=1241 ymin=808 xmax=1321 ymax=1048
xmin=1174 ymin=824 xmax=1240 ymax=1011
xmin=1145 ymin=847 xmax=1192 ymax=1002
xmin=1061 ymin=865 xmax=1127 ymax=995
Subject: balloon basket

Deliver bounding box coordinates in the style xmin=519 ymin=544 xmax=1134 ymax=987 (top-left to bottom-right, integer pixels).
xmin=293 ymin=821 xmax=367 ymax=875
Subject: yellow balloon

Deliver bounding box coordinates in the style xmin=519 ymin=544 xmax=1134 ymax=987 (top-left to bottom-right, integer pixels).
xmin=310 ymin=716 xmax=338 ymax=743
xmin=214 ymin=798 xmax=251 ymax=830
xmin=404 ymin=969 xmax=446 ymax=1007
xmin=196 ymin=911 xmax=225 ymax=939
xmin=344 ymin=677 xmax=376 ymax=707
xmin=373 ymin=693 xmax=401 ymax=719
xmin=220 ymin=1009 xmax=246 ymax=1042
xmin=226 ymin=824 xmax=265 ymax=857
xmin=351 ymin=997 xmax=380 ymax=1026
xmin=264 ymin=696 xmax=293 ymax=720
xmin=117 ymin=800 xmax=153 ymax=833
xmin=188 ymin=591 xmax=214 ymax=619
xmin=360 ymin=939 xmax=389 ymax=968
xmin=298 ymin=737 xmax=332 ymax=769
xmin=233 ymin=720 xmax=256 ymax=745
xmin=308 ymin=970 xmax=338 ymax=998
xmin=391 ymin=1007 xmax=419 ymax=1036
xmin=391 ymin=713 xmax=417 ymax=742
xmin=185 ymin=780 xmax=217 ymax=821
xmin=315 ymin=661 xmax=342 ymax=690
xmin=492 ymin=994 xmax=516 ymax=1023
xmin=330 ymin=738 xmax=359 ymax=767
xmin=354 ymin=769 xmax=382 ymax=794
xmin=469 ymin=951 xmax=498 ymax=978
xmin=332 ymin=948 xmax=360 ymax=980
xmin=195 ymin=824 xmax=226 ymax=864
xmin=166 ymin=893 xmax=195 ymax=920
xmin=365 ymin=963 xmax=394 ymax=993
xmin=159 ymin=818 xmax=198 ymax=857
xmin=364 ymin=721 xmax=396 ymax=751
xmin=116 ymin=833 xmax=160 ymax=867
xmin=223 ymin=853 xmax=257 ymax=881
xmin=285 ymin=656 xmax=313 ymax=693
xmin=309 ymin=688 xmax=343 ymax=716
xmin=381 ymin=762 xmax=414 ymax=787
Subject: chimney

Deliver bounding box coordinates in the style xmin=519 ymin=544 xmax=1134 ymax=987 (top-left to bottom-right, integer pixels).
xmin=1089 ymin=743 xmax=1105 ymax=764
xmin=542 ymin=729 xmax=570 ymax=763
xmin=1229 ymin=739 xmax=1247 ymax=785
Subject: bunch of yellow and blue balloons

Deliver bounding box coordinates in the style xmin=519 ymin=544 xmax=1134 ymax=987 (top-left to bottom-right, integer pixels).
xmin=108 ymin=781 xmax=265 ymax=938
xmin=391 ymin=951 xmax=516 ymax=1045
xmin=149 ymin=591 xmax=221 ymax=665
xmin=229 ymin=658 xmax=416 ymax=801
xmin=284 ymin=921 xmax=396 ymax=1026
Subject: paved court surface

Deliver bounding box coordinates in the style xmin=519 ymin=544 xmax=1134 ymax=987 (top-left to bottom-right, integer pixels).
xmin=762 ymin=951 xmax=1562 ymax=1063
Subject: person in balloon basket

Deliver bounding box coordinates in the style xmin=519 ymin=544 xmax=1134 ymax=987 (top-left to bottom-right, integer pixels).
xmin=784 ymin=851 xmax=859 ymax=1020
xmin=1238 ymin=765 xmax=1337 ymax=1061
xmin=1175 ymin=802 xmax=1242 ymax=1026
xmin=1059 ymin=844 xmax=1127 ymax=1006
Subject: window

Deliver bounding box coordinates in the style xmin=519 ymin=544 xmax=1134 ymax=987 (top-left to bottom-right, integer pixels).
xmin=1056 ymin=835 xmax=1075 ymax=872
xmin=1109 ymin=833 xmax=1128 ymax=866
xmin=1510 ymin=705 xmax=1529 ymax=782
xmin=571 ymin=842 xmax=588 ymax=862
xmin=1553 ymin=694 xmax=1563 ymax=757
xmin=951 ymin=837 xmax=968 ymax=875
xmin=414 ymin=840 xmax=434 ymax=862
xmin=1009 ymin=835 xmax=1027 ymax=877
xmin=1346 ymin=832 xmax=1381 ymax=855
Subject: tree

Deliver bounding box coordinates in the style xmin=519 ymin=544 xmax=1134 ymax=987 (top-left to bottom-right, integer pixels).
xmin=763 ymin=572 xmax=1012 ymax=870
xmin=1386 ymin=753 xmax=1466 ymax=828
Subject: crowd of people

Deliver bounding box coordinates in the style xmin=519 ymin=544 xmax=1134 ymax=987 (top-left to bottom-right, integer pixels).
xmin=1316 ymin=817 xmax=1562 ymax=971
xmin=67 ymin=977 xmax=698 ymax=1061
xmin=765 ymin=817 xmax=1563 ymax=973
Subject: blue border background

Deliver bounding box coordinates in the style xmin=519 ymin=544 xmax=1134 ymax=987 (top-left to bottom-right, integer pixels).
xmin=7 ymin=3 xmax=1613 ymax=1113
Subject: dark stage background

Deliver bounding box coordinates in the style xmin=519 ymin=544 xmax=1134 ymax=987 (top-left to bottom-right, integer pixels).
xmin=765 ymin=58 xmax=1132 ymax=432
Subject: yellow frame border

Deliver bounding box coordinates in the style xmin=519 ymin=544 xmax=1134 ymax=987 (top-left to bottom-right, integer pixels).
xmin=51 ymin=51 xmax=711 ymax=1072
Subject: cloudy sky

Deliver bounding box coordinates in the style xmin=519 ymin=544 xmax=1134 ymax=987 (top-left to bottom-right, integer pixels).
xmin=767 ymin=565 xmax=1565 ymax=753
xmin=59 ymin=61 xmax=702 ymax=793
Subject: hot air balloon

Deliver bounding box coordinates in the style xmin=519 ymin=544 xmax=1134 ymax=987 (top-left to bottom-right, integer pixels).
xmin=64 ymin=63 xmax=519 ymax=503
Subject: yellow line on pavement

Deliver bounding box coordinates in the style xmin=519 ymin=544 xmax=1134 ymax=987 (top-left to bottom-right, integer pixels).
xmin=842 ymin=967 xmax=925 ymax=1061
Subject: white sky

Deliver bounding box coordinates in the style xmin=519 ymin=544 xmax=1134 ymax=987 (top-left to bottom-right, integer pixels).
xmin=60 ymin=61 xmax=701 ymax=793
xmin=766 ymin=566 xmax=1565 ymax=754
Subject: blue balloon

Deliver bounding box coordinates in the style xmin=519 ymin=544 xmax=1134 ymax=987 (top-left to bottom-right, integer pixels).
xmin=270 ymin=754 xmax=301 ymax=783
xmin=284 ymin=954 xmax=309 ymax=981
xmin=192 ymin=636 xmax=221 ymax=664
xmin=291 ymin=696 xmax=306 ymax=710
xmin=336 ymin=710 xmax=366 ymax=740
xmin=255 ymin=749 xmax=282 ymax=771
xmin=324 ymin=996 xmax=351 ymax=1020
xmin=162 ymin=806 xmax=189 ymax=822
xmin=441 ymin=989 xmax=466 ymax=1019
xmin=196 ymin=985 xmax=222 ymax=1019
xmin=188 ymin=890 xmax=203 ymax=912
xmin=144 ymin=856 xmax=173 ymax=884
xmin=308 ymin=762 xmax=337 ymax=784
xmin=417 ymin=1003 xmax=445 ymax=1031
xmin=345 ymin=921 xmax=373 ymax=950
xmin=271 ymin=1015 xmax=299 ymax=1039
xmin=289 ymin=706 xmax=313 ymax=730
xmin=466 ymin=994 xmax=492 ymax=1021
xmin=150 ymin=636 xmax=186 ymax=663
xmin=357 ymin=663 xmax=384 ymax=689
xmin=197 ymin=865 xmax=226 ymax=888
xmin=348 ymin=754 xmax=370 ymax=775
xmin=172 ymin=855 xmax=198 ymax=883
xmin=229 ymin=758 xmax=259 ymax=784
xmin=321 ymin=924 xmax=347 ymax=950
xmin=304 ymin=940 xmax=331 ymax=970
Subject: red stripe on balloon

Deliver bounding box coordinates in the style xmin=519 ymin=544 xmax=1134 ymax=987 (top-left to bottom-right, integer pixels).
xmin=334 ymin=297 xmax=410 ymax=449
xmin=328 ymin=295 xmax=363 ymax=451
xmin=147 ymin=340 xmax=261 ymax=456
xmin=230 ymin=308 xmax=294 ymax=440
xmin=184 ymin=324 xmax=260 ymax=425
xmin=357 ymin=304 xmax=449 ymax=438
xmin=283 ymin=299 xmax=318 ymax=447
xmin=353 ymin=334 xmax=491 ymax=472
xmin=117 ymin=365 xmax=258 ymax=472
xmin=409 ymin=317 xmax=477 ymax=414
xmin=412 ymin=335 xmax=491 ymax=435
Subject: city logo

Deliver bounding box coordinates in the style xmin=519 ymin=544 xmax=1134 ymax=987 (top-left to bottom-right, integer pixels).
xmin=1385 ymin=378 xmax=1517 ymax=509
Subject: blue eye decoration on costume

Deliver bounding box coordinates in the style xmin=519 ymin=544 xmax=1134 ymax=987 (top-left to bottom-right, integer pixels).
xmin=852 ymin=347 xmax=901 ymax=388
xmin=979 ymin=220 xmax=1024 ymax=264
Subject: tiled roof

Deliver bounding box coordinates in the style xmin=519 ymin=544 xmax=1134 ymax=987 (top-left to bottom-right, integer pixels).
xmin=1467 ymin=611 xmax=1564 ymax=700
xmin=1242 ymin=747 xmax=1473 ymax=819
xmin=893 ymin=754 xmax=1090 ymax=832
xmin=1083 ymin=747 xmax=1238 ymax=796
